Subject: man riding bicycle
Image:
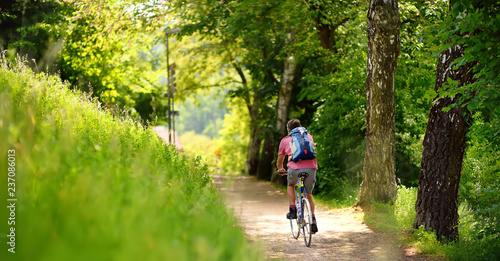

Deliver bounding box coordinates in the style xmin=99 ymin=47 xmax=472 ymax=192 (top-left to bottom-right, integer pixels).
xmin=277 ymin=118 xmax=318 ymax=234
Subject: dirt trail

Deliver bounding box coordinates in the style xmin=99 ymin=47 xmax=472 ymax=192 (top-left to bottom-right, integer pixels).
xmin=214 ymin=175 xmax=424 ymax=261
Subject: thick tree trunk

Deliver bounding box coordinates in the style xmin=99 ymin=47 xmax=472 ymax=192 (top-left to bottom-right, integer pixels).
xmin=412 ymin=43 xmax=476 ymax=242
xmin=357 ymin=0 xmax=400 ymax=207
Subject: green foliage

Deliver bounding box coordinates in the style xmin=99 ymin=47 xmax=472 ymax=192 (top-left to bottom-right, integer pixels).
xmin=460 ymin=111 xmax=500 ymax=243
xmin=58 ymin=0 xmax=167 ymax=107
xmin=410 ymin=201 xmax=500 ymax=261
xmin=179 ymin=131 xmax=217 ymax=173
xmin=306 ymin=8 xmax=366 ymax=196
xmin=365 ymin=185 xmax=500 ymax=260
xmin=306 ymin=0 xmax=440 ymax=194
xmin=363 ymin=201 xmax=399 ymax=233
xmin=363 ymin=186 xmax=417 ymax=234
xmin=178 ymin=96 xmax=250 ymax=176
xmin=0 ymin=0 xmax=178 ymax=121
xmin=177 ymin=89 xmax=227 ymax=139
xmin=215 ymin=99 xmax=250 ymax=175
xmin=314 ymin=188 xmax=359 ymax=210
xmin=171 ymin=0 xmax=328 ymax=163
xmin=395 ymin=185 xmax=418 ymax=231
xmin=412 ymin=227 xmax=443 ymax=256
xmin=394 ymin=1 xmax=446 ymax=186
xmin=0 ymin=0 xmax=68 ymax=68
xmin=438 ymin=0 xmax=500 ymax=113
xmin=0 ymin=58 xmax=261 ymax=261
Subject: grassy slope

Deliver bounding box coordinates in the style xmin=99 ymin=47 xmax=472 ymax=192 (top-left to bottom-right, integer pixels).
xmin=0 ymin=59 xmax=261 ymax=261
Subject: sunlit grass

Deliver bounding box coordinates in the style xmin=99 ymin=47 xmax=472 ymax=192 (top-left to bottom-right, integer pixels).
xmin=363 ymin=185 xmax=500 ymax=261
xmin=315 ymin=186 xmax=359 ymax=210
xmin=179 ymin=131 xmax=218 ymax=173
xmin=0 ymin=57 xmax=261 ymax=261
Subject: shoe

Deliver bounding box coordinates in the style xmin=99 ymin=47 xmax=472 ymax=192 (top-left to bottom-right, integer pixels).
xmin=286 ymin=208 xmax=297 ymax=219
xmin=311 ymin=217 xmax=318 ymax=234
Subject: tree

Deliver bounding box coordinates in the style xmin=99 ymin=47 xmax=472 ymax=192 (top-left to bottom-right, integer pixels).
xmin=59 ymin=0 xmax=168 ymax=108
xmin=0 ymin=0 xmax=176 ymax=121
xmin=394 ymin=1 xmax=446 ymax=187
xmin=277 ymin=43 xmax=296 ymax=139
xmin=412 ymin=45 xmax=476 ymax=242
xmin=412 ymin=0 xmax=497 ymax=242
xmin=0 ymin=0 xmax=68 ymax=71
xmin=356 ymin=0 xmax=400 ymax=207
xmin=308 ymin=0 xmax=360 ymax=74
xmin=171 ymin=0 xmax=306 ymax=177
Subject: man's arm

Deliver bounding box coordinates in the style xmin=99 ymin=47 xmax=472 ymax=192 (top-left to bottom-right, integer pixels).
xmin=277 ymin=154 xmax=286 ymax=175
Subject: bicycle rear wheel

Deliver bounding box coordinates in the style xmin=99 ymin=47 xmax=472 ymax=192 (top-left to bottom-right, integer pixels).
xmin=301 ymin=197 xmax=313 ymax=247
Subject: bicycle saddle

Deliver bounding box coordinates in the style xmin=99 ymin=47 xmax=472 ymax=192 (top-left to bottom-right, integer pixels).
xmin=298 ymin=172 xmax=309 ymax=178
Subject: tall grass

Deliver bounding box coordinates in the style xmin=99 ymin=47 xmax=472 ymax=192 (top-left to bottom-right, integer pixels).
xmin=0 ymin=58 xmax=261 ymax=261
xmin=364 ymin=185 xmax=500 ymax=260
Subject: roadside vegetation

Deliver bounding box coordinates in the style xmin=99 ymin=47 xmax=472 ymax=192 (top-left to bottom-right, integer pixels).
xmin=364 ymin=184 xmax=500 ymax=260
xmin=0 ymin=58 xmax=262 ymax=261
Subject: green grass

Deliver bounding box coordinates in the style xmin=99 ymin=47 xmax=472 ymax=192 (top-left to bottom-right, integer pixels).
xmin=314 ymin=186 xmax=359 ymax=209
xmin=0 ymin=58 xmax=262 ymax=261
xmin=363 ymin=185 xmax=500 ymax=261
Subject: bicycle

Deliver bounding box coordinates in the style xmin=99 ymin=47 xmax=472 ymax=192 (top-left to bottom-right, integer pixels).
xmin=289 ymin=172 xmax=313 ymax=247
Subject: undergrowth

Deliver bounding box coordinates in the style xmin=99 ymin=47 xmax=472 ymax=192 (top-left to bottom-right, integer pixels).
xmin=364 ymin=186 xmax=500 ymax=261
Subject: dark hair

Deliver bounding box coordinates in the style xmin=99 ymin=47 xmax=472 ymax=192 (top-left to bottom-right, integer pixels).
xmin=287 ymin=118 xmax=301 ymax=131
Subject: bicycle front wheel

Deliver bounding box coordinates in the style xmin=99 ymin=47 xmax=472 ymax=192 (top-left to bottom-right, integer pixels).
xmin=301 ymin=197 xmax=313 ymax=247
xmin=290 ymin=216 xmax=300 ymax=239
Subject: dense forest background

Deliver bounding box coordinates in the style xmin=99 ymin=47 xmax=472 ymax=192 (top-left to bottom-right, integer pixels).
xmin=1 ymin=0 xmax=498 ymax=258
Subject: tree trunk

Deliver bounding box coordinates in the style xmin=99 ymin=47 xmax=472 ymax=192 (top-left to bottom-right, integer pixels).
xmin=310 ymin=4 xmax=350 ymax=73
xmin=246 ymin=91 xmax=262 ymax=176
xmin=257 ymin=128 xmax=275 ymax=180
xmin=233 ymin=60 xmax=264 ymax=177
xmin=246 ymin=127 xmax=262 ymax=176
xmin=257 ymin=50 xmax=298 ymax=181
xmin=356 ymin=0 xmax=400 ymax=207
xmin=277 ymin=52 xmax=295 ymax=137
xmin=412 ymin=43 xmax=476 ymax=241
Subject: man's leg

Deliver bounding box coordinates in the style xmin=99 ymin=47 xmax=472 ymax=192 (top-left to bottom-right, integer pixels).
xmin=288 ymin=184 xmax=296 ymax=205
xmin=306 ymin=193 xmax=315 ymax=214
xmin=307 ymin=192 xmax=318 ymax=233
xmin=286 ymin=170 xmax=299 ymax=219
xmin=286 ymin=184 xmax=297 ymax=219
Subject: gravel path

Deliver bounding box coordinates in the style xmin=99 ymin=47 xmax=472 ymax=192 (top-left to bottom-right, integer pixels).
xmin=214 ymin=175 xmax=426 ymax=261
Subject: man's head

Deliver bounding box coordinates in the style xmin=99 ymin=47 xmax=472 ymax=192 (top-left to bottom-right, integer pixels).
xmin=286 ymin=118 xmax=301 ymax=133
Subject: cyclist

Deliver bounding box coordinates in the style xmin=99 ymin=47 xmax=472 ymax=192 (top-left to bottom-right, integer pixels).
xmin=277 ymin=118 xmax=318 ymax=234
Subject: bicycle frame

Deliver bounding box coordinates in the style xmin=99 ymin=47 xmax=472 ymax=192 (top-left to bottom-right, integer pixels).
xmin=290 ymin=173 xmax=313 ymax=247
xmin=295 ymin=177 xmax=307 ymax=220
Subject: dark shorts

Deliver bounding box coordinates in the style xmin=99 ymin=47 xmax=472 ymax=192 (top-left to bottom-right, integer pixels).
xmin=287 ymin=168 xmax=317 ymax=193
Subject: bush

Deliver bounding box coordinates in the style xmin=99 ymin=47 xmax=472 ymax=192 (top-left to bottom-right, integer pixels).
xmin=395 ymin=185 xmax=418 ymax=231
xmin=393 ymin=185 xmax=500 ymax=260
